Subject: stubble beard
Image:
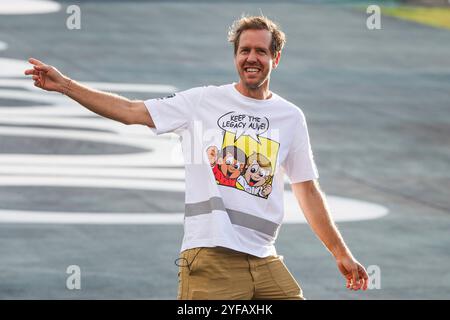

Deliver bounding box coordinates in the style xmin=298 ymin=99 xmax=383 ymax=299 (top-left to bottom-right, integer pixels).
xmin=241 ymin=72 xmax=269 ymax=90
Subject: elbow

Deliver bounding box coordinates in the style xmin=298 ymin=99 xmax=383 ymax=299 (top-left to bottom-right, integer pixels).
xmin=304 ymin=180 xmax=322 ymax=196
xmin=295 ymin=179 xmax=323 ymax=202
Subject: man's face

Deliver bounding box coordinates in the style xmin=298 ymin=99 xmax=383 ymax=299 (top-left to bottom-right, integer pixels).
xmin=244 ymin=160 xmax=271 ymax=187
xmin=235 ymin=29 xmax=280 ymax=90
xmin=219 ymin=152 xmax=244 ymax=179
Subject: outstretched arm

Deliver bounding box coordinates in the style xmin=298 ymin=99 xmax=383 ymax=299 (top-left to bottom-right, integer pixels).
xmin=291 ymin=179 xmax=369 ymax=291
xmin=24 ymin=58 xmax=154 ymax=127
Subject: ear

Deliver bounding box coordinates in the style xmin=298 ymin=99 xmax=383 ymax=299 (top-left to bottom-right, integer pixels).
xmin=272 ymin=51 xmax=281 ymax=69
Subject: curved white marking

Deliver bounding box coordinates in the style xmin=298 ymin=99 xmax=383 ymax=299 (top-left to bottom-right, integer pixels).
xmin=0 ymin=126 xmax=183 ymax=167
xmin=0 ymin=165 xmax=185 ymax=180
xmin=0 ymin=176 xmax=389 ymax=224
xmin=0 ymin=41 xmax=7 ymax=51
xmin=0 ymin=58 xmax=30 ymax=78
xmin=0 ymin=211 xmax=185 ymax=224
xmin=82 ymin=82 xmax=177 ymax=94
xmin=0 ymin=0 xmax=61 ymax=15
xmin=0 ymin=57 xmax=389 ymax=226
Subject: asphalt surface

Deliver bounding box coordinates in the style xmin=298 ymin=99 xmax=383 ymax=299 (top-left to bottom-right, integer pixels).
xmin=0 ymin=1 xmax=449 ymax=299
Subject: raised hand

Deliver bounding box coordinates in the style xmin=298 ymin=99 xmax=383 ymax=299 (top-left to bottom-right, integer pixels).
xmin=24 ymin=58 xmax=69 ymax=93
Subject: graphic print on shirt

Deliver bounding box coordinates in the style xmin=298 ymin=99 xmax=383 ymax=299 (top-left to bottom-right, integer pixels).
xmin=206 ymin=111 xmax=280 ymax=199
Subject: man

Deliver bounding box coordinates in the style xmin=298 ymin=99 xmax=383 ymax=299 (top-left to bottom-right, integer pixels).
xmin=25 ymin=15 xmax=368 ymax=299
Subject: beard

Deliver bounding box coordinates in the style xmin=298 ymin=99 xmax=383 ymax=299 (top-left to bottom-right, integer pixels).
xmin=243 ymin=81 xmax=262 ymax=90
xmin=241 ymin=73 xmax=269 ymax=90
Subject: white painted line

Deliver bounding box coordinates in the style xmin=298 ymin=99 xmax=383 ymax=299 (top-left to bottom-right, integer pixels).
xmin=0 ymin=152 xmax=183 ymax=167
xmin=0 ymin=122 xmax=183 ymax=167
xmin=83 ymin=82 xmax=177 ymax=94
xmin=283 ymin=191 xmax=389 ymax=223
xmin=0 ymin=78 xmax=177 ymax=93
xmin=0 ymin=175 xmax=186 ymax=191
xmin=0 ymin=211 xmax=184 ymax=224
xmin=0 ymin=0 xmax=61 ymax=15
xmin=0 ymin=165 xmax=185 ymax=180
xmin=0 ymin=58 xmax=34 ymax=78
xmin=0 ymin=194 xmax=388 ymax=225
xmin=0 ymin=175 xmax=389 ymax=224
xmin=0 ymin=59 xmax=389 ymax=226
xmin=0 ymin=41 xmax=7 ymax=51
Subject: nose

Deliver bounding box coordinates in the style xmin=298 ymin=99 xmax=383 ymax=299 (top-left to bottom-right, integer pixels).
xmin=247 ymin=49 xmax=257 ymax=63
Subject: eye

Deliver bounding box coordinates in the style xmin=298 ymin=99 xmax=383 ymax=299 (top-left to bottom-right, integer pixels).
xmin=257 ymin=49 xmax=267 ymax=55
xmin=233 ymin=162 xmax=241 ymax=169
xmin=250 ymin=164 xmax=259 ymax=173
xmin=225 ymin=157 xmax=233 ymax=165
xmin=259 ymin=169 xmax=269 ymax=177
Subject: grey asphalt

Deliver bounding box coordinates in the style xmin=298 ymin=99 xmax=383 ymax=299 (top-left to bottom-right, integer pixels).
xmin=0 ymin=1 xmax=449 ymax=299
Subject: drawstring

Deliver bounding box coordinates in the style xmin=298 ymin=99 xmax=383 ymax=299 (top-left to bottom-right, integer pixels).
xmin=174 ymin=248 xmax=203 ymax=272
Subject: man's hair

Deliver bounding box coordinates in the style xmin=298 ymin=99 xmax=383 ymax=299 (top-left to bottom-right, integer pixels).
xmin=228 ymin=15 xmax=286 ymax=58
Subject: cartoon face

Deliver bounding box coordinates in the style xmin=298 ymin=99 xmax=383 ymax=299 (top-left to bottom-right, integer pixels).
xmin=244 ymin=160 xmax=271 ymax=187
xmin=219 ymin=152 xmax=245 ymax=179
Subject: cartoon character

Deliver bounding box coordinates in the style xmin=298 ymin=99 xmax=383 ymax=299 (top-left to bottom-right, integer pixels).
xmin=237 ymin=152 xmax=273 ymax=198
xmin=206 ymin=145 xmax=247 ymax=187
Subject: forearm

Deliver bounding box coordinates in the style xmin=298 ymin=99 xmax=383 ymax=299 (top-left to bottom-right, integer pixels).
xmin=60 ymin=77 xmax=133 ymax=124
xmin=294 ymin=182 xmax=352 ymax=259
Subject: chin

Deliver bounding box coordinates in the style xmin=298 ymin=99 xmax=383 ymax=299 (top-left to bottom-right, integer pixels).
xmin=243 ymin=80 xmax=263 ymax=90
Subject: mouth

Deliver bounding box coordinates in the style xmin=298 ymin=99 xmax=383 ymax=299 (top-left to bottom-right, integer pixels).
xmin=244 ymin=67 xmax=261 ymax=74
xmin=249 ymin=178 xmax=258 ymax=186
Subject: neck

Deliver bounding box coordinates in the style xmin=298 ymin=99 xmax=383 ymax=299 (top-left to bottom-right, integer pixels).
xmin=235 ymin=81 xmax=272 ymax=100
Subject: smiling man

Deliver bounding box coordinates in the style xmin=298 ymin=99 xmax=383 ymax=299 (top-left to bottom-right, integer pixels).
xmin=25 ymin=15 xmax=368 ymax=300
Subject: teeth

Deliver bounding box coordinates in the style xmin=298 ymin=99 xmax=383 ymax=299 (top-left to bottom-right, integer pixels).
xmin=246 ymin=68 xmax=259 ymax=72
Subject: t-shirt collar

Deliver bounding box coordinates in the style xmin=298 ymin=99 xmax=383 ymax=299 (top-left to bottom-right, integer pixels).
xmin=230 ymin=82 xmax=277 ymax=104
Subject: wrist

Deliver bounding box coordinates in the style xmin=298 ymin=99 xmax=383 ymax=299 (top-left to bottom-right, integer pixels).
xmin=331 ymin=245 xmax=353 ymax=260
xmin=60 ymin=77 xmax=72 ymax=95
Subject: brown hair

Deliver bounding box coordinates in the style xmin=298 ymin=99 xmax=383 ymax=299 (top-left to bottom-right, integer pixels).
xmin=228 ymin=15 xmax=286 ymax=58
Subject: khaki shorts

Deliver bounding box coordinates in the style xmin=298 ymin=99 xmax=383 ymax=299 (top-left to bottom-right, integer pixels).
xmin=176 ymin=246 xmax=304 ymax=300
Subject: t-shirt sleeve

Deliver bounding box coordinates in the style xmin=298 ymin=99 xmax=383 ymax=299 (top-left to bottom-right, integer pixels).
xmin=282 ymin=109 xmax=319 ymax=183
xmin=144 ymin=87 xmax=204 ymax=135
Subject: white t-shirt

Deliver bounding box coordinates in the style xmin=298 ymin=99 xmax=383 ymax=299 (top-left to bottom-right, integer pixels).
xmin=145 ymin=83 xmax=319 ymax=257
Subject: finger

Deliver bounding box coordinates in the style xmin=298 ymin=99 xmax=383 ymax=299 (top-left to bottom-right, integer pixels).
xmin=360 ymin=267 xmax=369 ymax=290
xmin=34 ymin=64 xmax=51 ymax=72
xmin=354 ymin=278 xmax=363 ymax=291
xmin=24 ymin=69 xmax=38 ymax=75
xmin=32 ymin=75 xmax=39 ymax=81
xmin=354 ymin=278 xmax=363 ymax=290
xmin=351 ymin=268 xmax=360 ymax=290
xmin=362 ymin=278 xmax=368 ymax=291
xmin=29 ymin=57 xmax=44 ymax=66
xmin=347 ymin=275 xmax=353 ymax=289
